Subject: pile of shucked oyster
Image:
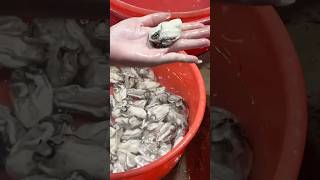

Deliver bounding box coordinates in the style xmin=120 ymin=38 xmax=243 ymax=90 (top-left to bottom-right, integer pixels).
xmin=0 ymin=17 xmax=107 ymax=180
xmin=110 ymin=66 xmax=189 ymax=173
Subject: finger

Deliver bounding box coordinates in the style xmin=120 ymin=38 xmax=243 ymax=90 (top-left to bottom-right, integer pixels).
xmin=159 ymin=52 xmax=202 ymax=64
xmin=182 ymin=22 xmax=205 ymax=31
xmin=181 ymin=25 xmax=210 ymax=39
xmin=147 ymin=48 xmax=169 ymax=55
xmin=139 ymin=12 xmax=171 ymax=27
xmin=168 ymin=38 xmax=210 ymax=52
xmin=199 ymin=18 xmax=210 ymax=25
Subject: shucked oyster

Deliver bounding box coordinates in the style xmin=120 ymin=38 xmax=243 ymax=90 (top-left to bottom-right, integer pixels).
xmin=0 ymin=34 xmax=45 ymax=68
xmin=148 ymin=19 xmax=182 ymax=48
xmin=0 ymin=17 xmax=108 ymax=180
xmin=6 ymin=113 xmax=106 ymax=180
xmin=21 ymin=174 xmax=60 ymax=180
xmin=0 ymin=16 xmax=28 ymax=36
xmin=110 ymin=66 xmax=188 ymax=173
xmin=10 ymin=67 xmax=53 ymax=128
xmin=0 ymin=104 xmax=26 ymax=145
xmin=45 ymin=39 xmax=81 ymax=88
xmin=0 ymin=17 xmax=46 ymax=68
xmin=54 ymin=85 xmax=107 ymax=118
xmin=83 ymin=18 xmax=108 ymax=51
xmin=77 ymin=55 xmax=108 ymax=88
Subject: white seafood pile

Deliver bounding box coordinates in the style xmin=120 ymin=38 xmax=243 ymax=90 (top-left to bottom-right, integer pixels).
xmin=110 ymin=66 xmax=189 ymax=173
xmin=0 ymin=17 xmax=108 ymax=180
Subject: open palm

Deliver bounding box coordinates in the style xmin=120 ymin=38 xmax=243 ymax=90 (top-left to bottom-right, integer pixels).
xmin=110 ymin=13 xmax=210 ymax=66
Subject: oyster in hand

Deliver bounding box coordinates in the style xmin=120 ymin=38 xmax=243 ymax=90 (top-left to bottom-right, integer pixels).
xmin=148 ymin=19 xmax=182 ymax=48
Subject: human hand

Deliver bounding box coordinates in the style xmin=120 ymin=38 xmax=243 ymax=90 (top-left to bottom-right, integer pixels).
xmin=110 ymin=13 xmax=210 ymax=66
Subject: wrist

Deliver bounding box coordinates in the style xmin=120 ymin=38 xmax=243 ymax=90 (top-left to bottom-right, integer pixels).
xmin=110 ymin=32 xmax=121 ymax=63
xmin=110 ymin=40 xmax=130 ymax=66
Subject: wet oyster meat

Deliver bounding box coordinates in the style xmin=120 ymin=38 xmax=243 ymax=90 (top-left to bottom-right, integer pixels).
xmin=54 ymin=85 xmax=107 ymax=118
xmin=0 ymin=17 xmax=108 ymax=180
xmin=0 ymin=36 xmax=45 ymax=68
xmin=77 ymin=55 xmax=108 ymax=88
xmin=45 ymin=39 xmax=81 ymax=88
xmin=110 ymin=66 xmax=188 ymax=173
xmin=148 ymin=18 xmax=182 ymax=48
xmin=5 ymin=115 xmax=107 ymax=180
xmin=0 ymin=16 xmax=28 ymax=36
xmin=0 ymin=104 xmax=26 ymax=146
xmin=0 ymin=17 xmax=46 ymax=69
xmin=10 ymin=67 xmax=53 ymax=128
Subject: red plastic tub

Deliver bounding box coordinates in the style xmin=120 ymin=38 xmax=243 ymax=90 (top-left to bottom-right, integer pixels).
xmin=110 ymin=0 xmax=210 ymax=55
xmin=111 ymin=62 xmax=206 ymax=179
xmin=211 ymin=3 xmax=307 ymax=180
xmin=110 ymin=0 xmax=210 ymax=23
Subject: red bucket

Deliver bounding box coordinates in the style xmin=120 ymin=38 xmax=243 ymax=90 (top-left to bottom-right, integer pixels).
xmin=212 ymin=3 xmax=307 ymax=180
xmin=111 ymin=60 xmax=206 ymax=179
xmin=110 ymin=0 xmax=210 ymax=55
